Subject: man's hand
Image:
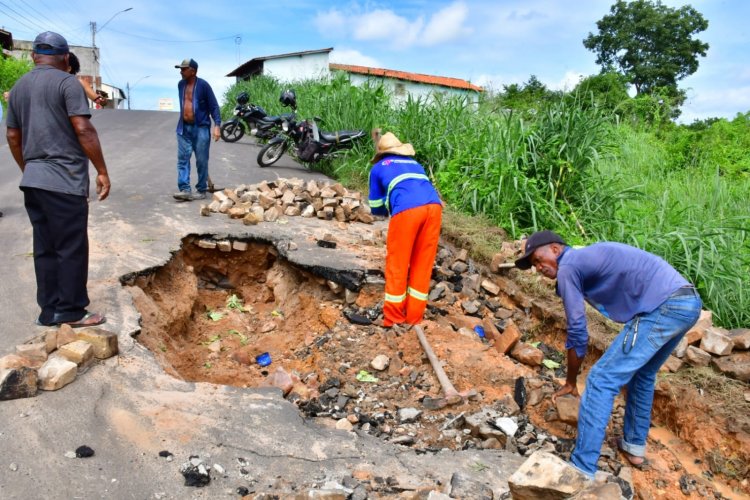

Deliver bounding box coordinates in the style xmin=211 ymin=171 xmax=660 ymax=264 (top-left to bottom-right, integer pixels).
xmin=552 ymin=383 xmax=579 ymax=403
xmin=213 ymin=125 xmax=220 ymax=142
xmin=96 ymin=173 xmax=111 ymax=201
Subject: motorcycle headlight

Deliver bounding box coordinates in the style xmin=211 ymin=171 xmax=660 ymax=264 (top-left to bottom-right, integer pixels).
xmin=282 ymin=121 xmax=289 ymax=132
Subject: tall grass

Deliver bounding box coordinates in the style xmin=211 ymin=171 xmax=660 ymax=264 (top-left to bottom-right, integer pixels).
xmin=223 ymin=75 xmax=750 ymax=328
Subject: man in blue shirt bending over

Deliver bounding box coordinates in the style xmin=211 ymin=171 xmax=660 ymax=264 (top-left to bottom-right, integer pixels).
xmin=515 ymin=230 xmax=701 ymax=479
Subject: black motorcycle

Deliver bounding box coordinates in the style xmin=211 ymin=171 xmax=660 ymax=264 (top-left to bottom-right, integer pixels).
xmin=256 ymin=90 xmax=366 ymax=168
xmin=220 ymin=92 xmax=293 ymax=143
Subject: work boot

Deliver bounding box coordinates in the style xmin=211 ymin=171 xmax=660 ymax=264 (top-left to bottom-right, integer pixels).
xmin=173 ymin=191 xmax=192 ymax=201
xmin=190 ymin=192 xmax=207 ymax=201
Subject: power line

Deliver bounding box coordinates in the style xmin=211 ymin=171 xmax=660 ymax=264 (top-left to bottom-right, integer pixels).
xmin=14 ymin=0 xmax=69 ymax=34
xmin=0 ymin=1 xmax=48 ymax=33
xmin=105 ymin=27 xmax=242 ymax=44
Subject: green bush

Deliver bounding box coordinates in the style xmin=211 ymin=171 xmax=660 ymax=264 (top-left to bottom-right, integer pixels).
xmin=0 ymin=54 xmax=33 ymax=95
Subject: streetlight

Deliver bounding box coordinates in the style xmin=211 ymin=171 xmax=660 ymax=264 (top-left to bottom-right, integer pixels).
xmin=126 ymin=75 xmax=150 ymax=110
xmin=89 ymin=8 xmax=133 ymax=92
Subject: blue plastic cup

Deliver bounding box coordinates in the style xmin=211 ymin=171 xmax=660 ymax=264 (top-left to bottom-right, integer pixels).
xmin=473 ymin=325 xmax=486 ymax=339
xmin=256 ymin=352 xmax=272 ymax=367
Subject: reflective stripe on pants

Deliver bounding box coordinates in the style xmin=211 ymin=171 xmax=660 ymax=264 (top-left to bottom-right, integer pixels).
xmin=383 ymin=203 xmax=442 ymax=326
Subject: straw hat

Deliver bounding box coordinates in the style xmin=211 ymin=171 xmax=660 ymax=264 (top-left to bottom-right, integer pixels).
xmin=371 ymin=132 xmax=415 ymax=163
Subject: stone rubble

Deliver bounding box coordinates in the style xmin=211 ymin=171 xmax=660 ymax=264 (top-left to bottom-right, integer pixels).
xmin=200 ymin=178 xmax=376 ymax=225
xmin=0 ymin=326 xmax=119 ymax=400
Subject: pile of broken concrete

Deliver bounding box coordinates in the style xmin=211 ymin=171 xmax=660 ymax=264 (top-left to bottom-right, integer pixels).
xmin=0 ymin=324 xmax=118 ymax=400
xmin=200 ymin=178 xmax=376 ymax=225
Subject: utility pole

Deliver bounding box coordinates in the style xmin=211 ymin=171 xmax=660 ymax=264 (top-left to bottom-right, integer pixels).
xmin=89 ymin=8 xmax=132 ymax=94
xmin=127 ymin=75 xmax=150 ymax=110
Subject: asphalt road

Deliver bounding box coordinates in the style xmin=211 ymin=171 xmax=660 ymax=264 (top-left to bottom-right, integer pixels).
xmin=0 ymin=110 xmax=524 ymax=499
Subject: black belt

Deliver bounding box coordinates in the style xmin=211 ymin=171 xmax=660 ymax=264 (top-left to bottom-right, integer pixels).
xmin=672 ymin=286 xmax=697 ymax=297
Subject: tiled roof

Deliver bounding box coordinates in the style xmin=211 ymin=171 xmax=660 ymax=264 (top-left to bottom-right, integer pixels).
xmin=329 ymin=63 xmax=482 ymax=92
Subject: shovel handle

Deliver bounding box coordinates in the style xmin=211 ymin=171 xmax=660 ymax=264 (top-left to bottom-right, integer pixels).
xmin=414 ymin=325 xmax=459 ymax=397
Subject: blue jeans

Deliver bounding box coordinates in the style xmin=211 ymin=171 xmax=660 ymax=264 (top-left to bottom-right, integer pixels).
xmin=570 ymin=288 xmax=702 ymax=477
xmin=176 ymin=123 xmax=210 ymax=193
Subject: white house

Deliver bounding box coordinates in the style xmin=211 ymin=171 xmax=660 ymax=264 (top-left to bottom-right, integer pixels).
xmin=329 ymin=63 xmax=482 ymax=106
xmin=227 ymin=48 xmax=333 ymax=83
xmin=226 ymin=48 xmax=482 ymax=106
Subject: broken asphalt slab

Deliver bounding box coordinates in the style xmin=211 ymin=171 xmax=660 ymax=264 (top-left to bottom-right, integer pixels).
xmin=0 ymin=110 xmax=525 ymax=498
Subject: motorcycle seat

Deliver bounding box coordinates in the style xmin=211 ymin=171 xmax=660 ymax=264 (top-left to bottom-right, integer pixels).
xmin=319 ymin=129 xmax=365 ymax=143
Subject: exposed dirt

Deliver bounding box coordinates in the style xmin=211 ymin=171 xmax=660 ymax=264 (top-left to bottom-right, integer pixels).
xmin=129 ymin=236 xmax=750 ymax=499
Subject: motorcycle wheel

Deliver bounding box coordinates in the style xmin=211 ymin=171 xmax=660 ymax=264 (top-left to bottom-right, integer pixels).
xmin=257 ymin=142 xmax=286 ymax=167
xmin=220 ymin=122 xmax=244 ymax=142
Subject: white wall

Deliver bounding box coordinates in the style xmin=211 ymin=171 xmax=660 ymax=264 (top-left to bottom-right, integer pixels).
xmin=346 ymin=73 xmax=479 ymax=106
xmin=264 ymin=53 xmax=330 ymax=82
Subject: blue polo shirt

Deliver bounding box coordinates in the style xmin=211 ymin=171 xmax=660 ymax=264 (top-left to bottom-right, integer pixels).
xmin=368 ymin=155 xmax=441 ymax=217
xmin=556 ymin=242 xmax=690 ymax=357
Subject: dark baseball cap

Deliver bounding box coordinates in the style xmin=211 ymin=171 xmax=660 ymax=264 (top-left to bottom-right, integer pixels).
xmin=33 ymin=31 xmax=69 ymax=55
xmin=175 ymin=58 xmax=198 ymax=70
xmin=514 ymin=230 xmax=566 ymax=270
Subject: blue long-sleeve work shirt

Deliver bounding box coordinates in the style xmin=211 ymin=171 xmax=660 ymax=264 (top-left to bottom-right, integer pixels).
xmin=176 ymin=77 xmax=221 ymax=135
xmin=368 ymin=155 xmax=441 ymax=217
xmin=556 ymin=242 xmax=690 ymax=357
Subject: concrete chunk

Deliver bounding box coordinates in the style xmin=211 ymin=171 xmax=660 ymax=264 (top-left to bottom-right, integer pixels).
xmin=481 ymin=279 xmax=501 ymax=296
xmin=56 ymin=324 xmax=78 ymax=347
xmin=44 ymin=329 xmax=58 ymax=353
xmin=685 ymin=309 xmax=712 ymax=344
xmin=232 ymin=241 xmax=248 ymax=251
xmin=494 ymin=319 xmax=521 ymax=355
xmin=508 ymin=451 xmax=589 ymax=499
xmin=662 ymin=355 xmax=684 ymax=373
xmin=0 ymin=367 xmax=38 ymax=400
xmin=555 ymin=395 xmax=580 ymax=424
xmin=728 ymin=328 xmax=750 ymax=350
xmin=0 ymin=354 xmax=38 ymax=370
xmin=712 ymin=352 xmax=750 ymax=382
xmin=38 ymin=357 xmax=77 ymax=391
xmin=700 ymin=327 xmax=733 ymax=356
xmin=75 ymin=328 xmax=118 ymax=359
xmin=511 ymin=342 xmax=544 ymax=367
xmin=196 ymin=239 xmax=216 ymax=249
xmin=685 ymin=346 xmax=712 ymax=367
xmin=16 ymin=343 xmax=48 ymax=362
xmin=58 ymin=340 xmax=94 ymax=366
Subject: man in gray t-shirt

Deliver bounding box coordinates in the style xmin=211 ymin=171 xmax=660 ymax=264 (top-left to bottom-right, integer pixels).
xmin=6 ymin=31 xmax=111 ymax=328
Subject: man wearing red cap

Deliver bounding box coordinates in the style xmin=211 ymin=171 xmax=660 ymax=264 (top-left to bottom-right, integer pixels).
xmin=515 ymin=230 xmax=701 ymax=479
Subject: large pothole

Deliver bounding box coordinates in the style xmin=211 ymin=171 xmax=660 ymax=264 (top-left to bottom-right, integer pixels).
xmin=125 ymin=234 xmax=748 ymax=498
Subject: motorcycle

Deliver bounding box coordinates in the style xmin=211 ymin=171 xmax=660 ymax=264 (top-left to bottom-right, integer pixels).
xmin=256 ymin=115 xmax=366 ymax=168
xmin=220 ymin=92 xmax=294 ymax=143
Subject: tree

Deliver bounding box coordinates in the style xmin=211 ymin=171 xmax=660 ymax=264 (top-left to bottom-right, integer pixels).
xmin=583 ymin=0 xmax=708 ymax=95
xmin=573 ymin=71 xmax=630 ymax=112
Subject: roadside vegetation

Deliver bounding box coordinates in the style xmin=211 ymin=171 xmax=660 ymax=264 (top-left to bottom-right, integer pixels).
xmin=222 ymin=74 xmax=749 ymax=329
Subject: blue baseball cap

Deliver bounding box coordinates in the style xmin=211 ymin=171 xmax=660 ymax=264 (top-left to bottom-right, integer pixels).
xmin=33 ymin=31 xmax=69 ymax=55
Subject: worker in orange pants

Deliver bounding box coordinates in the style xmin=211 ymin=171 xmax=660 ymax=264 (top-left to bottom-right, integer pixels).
xmin=368 ymin=130 xmax=443 ymax=327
